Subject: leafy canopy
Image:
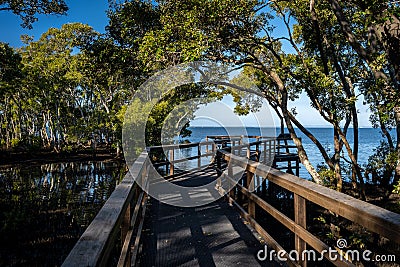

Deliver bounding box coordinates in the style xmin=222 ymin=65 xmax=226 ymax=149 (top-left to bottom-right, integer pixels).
xmin=0 ymin=0 xmax=68 ymax=28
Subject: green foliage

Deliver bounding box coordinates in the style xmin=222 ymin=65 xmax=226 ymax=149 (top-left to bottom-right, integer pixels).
xmin=0 ymin=42 xmax=23 ymax=89
xmin=145 ymin=83 xmax=209 ymax=146
xmin=365 ymin=141 xmax=397 ymax=187
xmin=0 ymin=0 xmax=399 ymax=194
xmin=393 ymin=179 xmax=400 ymax=194
xmin=0 ymin=23 xmax=135 ymax=153
xmin=349 ymin=233 xmax=369 ymax=250
xmin=317 ymin=164 xmax=336 ymax=189
xmin=10 ymin=138 xmax=20 ymax=148
xmin=107 ymin=0 xmax=160 ymax=48
xmin=0 ymin=0 xmax=68 ymax=28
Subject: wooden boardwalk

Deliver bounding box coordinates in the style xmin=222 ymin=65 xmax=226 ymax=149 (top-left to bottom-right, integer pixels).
xmin=62 ymin=139 xmax=400 ymax=267
xmin=137 ymin=167 xmax=281 ymax=267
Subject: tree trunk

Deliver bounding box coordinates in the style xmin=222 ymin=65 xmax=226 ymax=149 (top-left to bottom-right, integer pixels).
xmin=333 ymin=128 xmax=343 ymax=191
xmin=394 ymin=106 xmax=400 ymax=185
xmin=285 ymin=113 xmax=323 ymax=184
xmin=336 ymin=125 xmax=366 ymax=200
xmin=326 ymin=38 xmax=360 ymax=189
xmin=288 ymin=112 xmax=334 ymax=169
xmin=269 ymin=71 xmax=323 ymax=184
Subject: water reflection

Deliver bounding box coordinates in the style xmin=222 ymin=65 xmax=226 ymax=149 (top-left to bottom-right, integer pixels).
xmin=0 ymin=159 xmax=126 ymax=266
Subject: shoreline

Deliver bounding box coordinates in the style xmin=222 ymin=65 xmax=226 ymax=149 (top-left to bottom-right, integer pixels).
xmin=0 ymin=149 xmax=124 ymax=168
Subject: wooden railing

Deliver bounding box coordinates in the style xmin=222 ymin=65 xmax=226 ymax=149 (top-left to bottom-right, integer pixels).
xmin=148 ymin=137 xmax=276 ymax=177
xmin=148 ymin=141 xmax=215 ymax=176
xmin=62 ymin=152 xmax=149 ymax=267
xmin=215 ymin=150 xmax=400 ymax=267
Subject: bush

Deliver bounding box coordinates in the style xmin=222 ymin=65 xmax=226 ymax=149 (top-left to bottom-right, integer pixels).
xmin=364 ymin=141 xmax=397 ymax=188
xmin=10 ymin=138 xmax=20 ymax=148
xmin=317 ymin=164 xmax=336 ymax=189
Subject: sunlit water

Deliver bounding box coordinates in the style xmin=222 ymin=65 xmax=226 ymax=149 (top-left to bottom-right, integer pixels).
xmin=183 ymin=127 xmax=394 ymax=180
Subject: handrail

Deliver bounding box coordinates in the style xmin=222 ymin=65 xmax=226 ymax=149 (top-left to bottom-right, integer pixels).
xmin=62 ymin=152 xmax=149 ymax=267
xmin=147 ymin=141 xmax=215 ymax=150
xmin=148 ymin=141 xmax=218 ymax=176
xmin=148 ymin=138 xmax=276 ymax=177
xmin=216 ymin=150 xmax=400 ymax=267
xmin=206 ymin=135 xmax=276 ymax=140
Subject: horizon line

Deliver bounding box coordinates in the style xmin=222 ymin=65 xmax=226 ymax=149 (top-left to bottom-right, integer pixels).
xmin=188 ymin=125 xmax=376 ymax=128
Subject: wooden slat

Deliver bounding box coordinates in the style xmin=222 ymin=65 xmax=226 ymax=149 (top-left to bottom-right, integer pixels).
xmin=117 ymin=188 xmax=147 ymax=266
xmin=118 ymin=226 xmax=134 ymax=267
xmin=121 ymin=202 xmax=131 ymax=248
xmin=130 ymin=196 xmax=148 ymax=266
xmin=246 ymin=171 xmax=255 ymax=218
xmin=294 ymin=194 xmax=307 ymax=267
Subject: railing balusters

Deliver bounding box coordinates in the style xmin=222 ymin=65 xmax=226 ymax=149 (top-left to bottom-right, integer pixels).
xmin=268 ymin=139 xmax=271 ymax=163
xmin=263 ymin=140 xmax=267 ymax=163
xmin=169 ymin=148 xmax=174 ymax=176
xmin=228 ymin=161 xmax=234 ymax=205
xmin=247 ymin=170 xmax=255 ymax=218
xmin=216 ymin=150 xmax=222 ymax=176
xmin=217 ymin=148 xmax=400 ymax=267
xmin=121 ymin=203 xmax=130 ymax=248
xmin=294 ymin=194 xmax=307 ymax=267
xmin=255 ymin=142 xmax=260 ymax=161
xmin=197 ymin=144 xmax=201 ymax=168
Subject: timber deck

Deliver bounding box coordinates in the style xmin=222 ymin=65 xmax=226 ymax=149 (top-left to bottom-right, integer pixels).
xmin=137 ymin=167 xmax=281 ymax=267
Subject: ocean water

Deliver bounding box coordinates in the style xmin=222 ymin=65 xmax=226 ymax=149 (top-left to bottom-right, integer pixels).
xmin=182 ymin=126 xmax=394 ymax=179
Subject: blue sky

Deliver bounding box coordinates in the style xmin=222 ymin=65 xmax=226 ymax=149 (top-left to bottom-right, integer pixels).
xmin=0 ymin=0 xmax=109 ymax=47
xmin=0 ymin=0 xmax=372 ymax=127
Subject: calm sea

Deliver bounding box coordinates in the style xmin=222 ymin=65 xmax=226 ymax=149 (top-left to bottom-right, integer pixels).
xmin=184 ymin=126 xmax=394 ymax=179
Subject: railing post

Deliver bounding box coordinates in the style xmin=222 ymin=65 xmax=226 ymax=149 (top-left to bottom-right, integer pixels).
xmin=263 ymin=140 xmax=267 ymax=164
xmin=121 ymin=203 xmax=130 ymax=249
xmin=212 ymin=142 xmax=216 ymax=155
xmin=198 ymin=144 xmax=201 ymax=169
xmin=216 ymin=150 xmax=222 ymax=176
xmin=269 ymin=139 xmax=272 ymax=163
xmin=247 ymin=170 xmax=255 ymax=218
xmin=256 ymin=142 xmax=260 ymax=162
xmin=294 ymin=194 xmax=307 ymax=267
xmin=246 ymin=143 xmax=250 ymax=159
xmin=169 ymin=149 xmax=174 ymax=176
xmin=142 ymin=158 xmax=147 ymax=187
xmin=228 ymin=160 xmax=235 ymax=205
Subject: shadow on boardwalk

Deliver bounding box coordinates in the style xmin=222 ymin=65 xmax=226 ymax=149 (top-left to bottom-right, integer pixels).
xmin=138 ymin=167 xmax=283 ymax=267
